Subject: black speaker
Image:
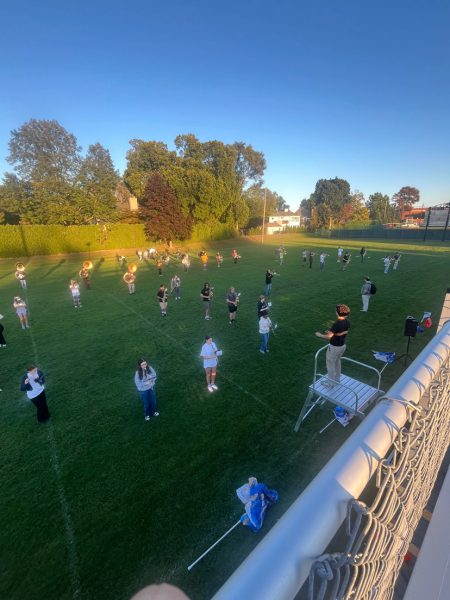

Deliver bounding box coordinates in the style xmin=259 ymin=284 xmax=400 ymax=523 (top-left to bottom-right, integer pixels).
xmin=404 ymin=316 xmax=418 ymax=337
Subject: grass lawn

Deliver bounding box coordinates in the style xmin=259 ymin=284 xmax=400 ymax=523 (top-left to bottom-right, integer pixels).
xmin=0 ymin=234 xmax=448 ymax=600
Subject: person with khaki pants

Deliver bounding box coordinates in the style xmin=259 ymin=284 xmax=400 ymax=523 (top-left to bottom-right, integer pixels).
xmin=315 ymin=304 xmax=351 ymax=385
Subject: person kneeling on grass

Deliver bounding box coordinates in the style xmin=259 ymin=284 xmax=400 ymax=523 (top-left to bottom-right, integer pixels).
xmin=200 ymin=335 xmax=220 ymax=393
xmin=134 ymin=359 xmax=159 ymax=421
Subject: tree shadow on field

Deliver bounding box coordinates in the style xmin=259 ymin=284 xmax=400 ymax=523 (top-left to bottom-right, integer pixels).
xmin=93 ymin=258 xmax=105 ymax=274
xmin=41 ymin=259 xmax=66 ymax=279
xmin=0 ymin=270 xmax=15 ymax=281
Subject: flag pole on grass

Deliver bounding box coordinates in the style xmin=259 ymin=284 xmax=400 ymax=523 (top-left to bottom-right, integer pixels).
xmin=187 ymin=519 xmax=241 ymax=571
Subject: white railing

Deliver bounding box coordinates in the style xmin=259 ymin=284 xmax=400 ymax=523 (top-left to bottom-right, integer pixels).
xmin=212 ymin=321 xmax=450 ymax=600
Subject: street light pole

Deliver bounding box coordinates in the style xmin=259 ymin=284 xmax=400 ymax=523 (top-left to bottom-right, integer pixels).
xmin=261 ymin=188 xmax=267 ymax=244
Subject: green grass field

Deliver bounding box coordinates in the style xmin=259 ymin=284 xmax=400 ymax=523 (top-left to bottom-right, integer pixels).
xmin=0 ymin=234 xmax=448 ymax=600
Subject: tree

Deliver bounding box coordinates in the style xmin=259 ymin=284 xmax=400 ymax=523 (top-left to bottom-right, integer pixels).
xmin=244 ymin=186 xmax=288 ymax=227
xmin=77 ymin=143 xmax=119 ymax=223
xmin=0 ymin=173 xmax=30 ymax=223
xmin=392 ymin=186 xmax=420 ymax=212
xmin=140 ymin=172 xmax=192 ymax=243
xmin=367 ymin=192 xmax=394 ymax=223
xmin=7 ymin=119 xmax=81 ymax=183
xmin=307 ymin=177 xmax=351 ymax=227
xmin=338 ymin=191 xmax=369 ymax=225
xmin=124 ymin=140 xmax=177 ymax=199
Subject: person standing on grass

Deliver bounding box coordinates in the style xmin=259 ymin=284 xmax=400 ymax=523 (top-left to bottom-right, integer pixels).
xmin=157 ymin=284 xmax=168 ymax=317
xmin=302 ymin=249 xmax=308 ymax=267
xmin=315 ymin=304 xmax=350 ymax=386
xmin=70 ymin=279 xmax=82 ymax=308
xmin=181 ymin=253 xmax=190 ymax=272
xmin=156 ymin=258 xmax=163 ymax=276
xmin=383 ymin=255 xmax=391 ymax=274
xmin=171 ymin=274 xmax=181 ymax=300
xmin=15 ymin=269 xmax=27 ymax=289
xmin=0 ymin=315 xmax=6 ymax=347
xmin=360 ymin=276 xmax=372 ymax=312
xmin=393 ymin=252 xmax=401 ymax=270
xmin=265 ymin=268 xmax=275 ymax=295
xmin=309 ymin=250 xmax=315 ymax=268
xmin=319 ymin=252 xmax=328 ymax=271
xmin=215 ymin=251 xmax=223 ymax=268
xmin=201 ymin=282 xmax=213 ymax=320
xmin=13 ymin=296 xmax=30 ymax=329
xmin=360 ymin=247 xmax=367 ymax=263
xmin=200 ymin=335 xmax=219 ymax=393
xmin=337 ymin=246 xmax=343 ymax=262
xmin=257 ymin=294 xmax=269 ymax=320
xmin=342 ymin=251 xmax=350 ymax=271
xmin=20 ymin=365 xmax=50 ymax=423
xmin=259 ymin=311 xmax=273 ymax=354
xmin=134 ymin=359 xmax=159 ymax=421
xmin=226 ymin=287 xmax=239 ymax=325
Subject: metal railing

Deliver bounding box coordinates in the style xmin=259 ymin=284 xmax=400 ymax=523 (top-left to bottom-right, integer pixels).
xmin=212 ymin=321 xmax=450 ymax=600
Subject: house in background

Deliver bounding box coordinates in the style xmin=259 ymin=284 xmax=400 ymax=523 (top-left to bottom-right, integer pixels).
xmin=266 ymin=209 xmax=301 ymax=235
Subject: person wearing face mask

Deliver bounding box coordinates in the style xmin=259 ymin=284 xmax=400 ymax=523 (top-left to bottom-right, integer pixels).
xmin=134 ymin=359 xmax=159 ymax=421
xmin=20 ymin=365 xmax=51 ymax=423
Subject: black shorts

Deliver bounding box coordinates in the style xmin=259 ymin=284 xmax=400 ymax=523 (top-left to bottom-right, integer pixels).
xmin=228 ymin=305 xmax=237 ymax=313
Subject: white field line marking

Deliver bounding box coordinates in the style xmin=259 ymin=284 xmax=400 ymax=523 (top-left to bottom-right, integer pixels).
xmin=25 ymin=290 xmax=81 ymax=599
xmin=100 ymin=288 xmax=293 ymax=428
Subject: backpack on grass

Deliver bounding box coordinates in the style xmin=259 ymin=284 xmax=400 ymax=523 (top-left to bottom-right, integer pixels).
xmin=370 ymin=283 xmax=377 ymax=295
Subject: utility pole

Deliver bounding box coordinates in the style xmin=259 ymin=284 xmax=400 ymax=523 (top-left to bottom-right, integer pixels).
xmin=261 ymin=188 xmax=267 ymax=244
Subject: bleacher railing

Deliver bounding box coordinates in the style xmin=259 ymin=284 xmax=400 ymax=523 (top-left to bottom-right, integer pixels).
xmin=212 ymin=321 xmax=450 ymax=600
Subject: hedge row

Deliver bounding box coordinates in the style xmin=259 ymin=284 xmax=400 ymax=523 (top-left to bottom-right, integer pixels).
xmin=0 ymin=222 xmax=238 ymax=257
xmin=0 ymin=224 xmax=148 ymax=257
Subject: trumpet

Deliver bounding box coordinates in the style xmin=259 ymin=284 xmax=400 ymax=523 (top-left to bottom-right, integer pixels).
xmin=83 ymin=260 xmax=93 ymax=270
xmin=16 ymin=262 xmax=26 ymax=272
xmin=123 ymin=272 xmax=136 ymax=284
xmin=128 ymin=263 xmax=138 ymax=273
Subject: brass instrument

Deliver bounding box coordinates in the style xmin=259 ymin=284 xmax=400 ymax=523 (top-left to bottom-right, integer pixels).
xmin=83 ymin=260 xmax=93 ymax=270
xmin=128 ymin=263 xmax=138 ymax=273
xmin=123 ymin=272 xmax=136 ymax=284
xmin=16 ymin=262 xmax=26 ymax=272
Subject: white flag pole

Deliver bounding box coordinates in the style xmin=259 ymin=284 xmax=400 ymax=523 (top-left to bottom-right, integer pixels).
xmin=187 ymin=520 xmax=241 ymax=571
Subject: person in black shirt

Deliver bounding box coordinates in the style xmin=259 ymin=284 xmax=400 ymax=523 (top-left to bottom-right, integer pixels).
xmin=342 ymin=251 xmax=350 ymax=271
xmin=257 ymin=295 xmax=269 ymax=319
xmin=200 ymin=282 xmax=213 ymax=320
xmin=226 ymin=287 xmax=239 ymax=324
xmin=265 ymin=269 xmax=276 ymax=295
xmin=315 ymin=304 xmax=350 ymax=386
xmin=156 ymin=285 xmax=168 ymax=317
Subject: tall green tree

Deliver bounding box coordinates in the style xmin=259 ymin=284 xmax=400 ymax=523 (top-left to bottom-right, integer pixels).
xmin=392 ymin=186 xmax=420 ymax=212
xmin=0 ymin=173 xmax=29 ymax=223
xmin=140 ymin=172 xmax=192 ymax=243
xmin=307 ymin=177 xmax=351 ymax=227
xmin=77 ymin=143 xmax=119 ymax=222
xmin=124 ymin=140 xmax=177 ymax=198
xmin=245 ymin=186 xmax=288 ymax=226
xmin=367 ymin=192 xmax=394 ymax=223
xmin=338 ymin=191 xmax=370 ymax=224
xmin=7 ymin=119 xmax=81 ymax=183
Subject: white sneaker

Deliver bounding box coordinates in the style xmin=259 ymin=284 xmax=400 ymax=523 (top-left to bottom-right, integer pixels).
xmin=145 ymin=416 xmax=150 ymax=421
xmin=211 ymin=384 xmax=218 ymax=391
xmin=208 ymin=385 xmax=214 ymax=392
xmin=153 ymin=412 xmax=159 ymax=416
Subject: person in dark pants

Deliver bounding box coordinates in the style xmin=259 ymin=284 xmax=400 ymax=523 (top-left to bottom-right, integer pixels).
xmin=20 ymin=365 xmax=51 ymax=422
xmin=257 ymin=295 xmax=269 ymax=320
xmin=0 ymin=316 xmax=6 ymax=347
xmin=134 ymin=359 xmax=159 ymax=421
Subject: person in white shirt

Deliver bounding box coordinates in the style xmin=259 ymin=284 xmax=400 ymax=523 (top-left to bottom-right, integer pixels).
xmin=383 ymin=256 xmax=391 ymax=274
xmin=20 ymin=365 xmax=50 ymax=422
xmin=361 ymin=277 xmax=372 ymax=312
xmin=200 ymin=336 xmax=219 ymax=392
xmin=171 ymin=274 xmax=181 ymax=300
xmin=337 ymin=247 xmax=343 ymax=262
xmin=69 ymin=279 xmax=82 ymax=308
xmin=319 ymin=252 xmax=328 ymax=271
xmin=259 ymin=312 xmax=273 ymax=354
xmin=13 ymin=296 xmax=29 ymax=329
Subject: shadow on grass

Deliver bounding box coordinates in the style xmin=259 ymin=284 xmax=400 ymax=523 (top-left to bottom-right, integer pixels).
xmin=41 ymin=259 xmax=66 ymax=279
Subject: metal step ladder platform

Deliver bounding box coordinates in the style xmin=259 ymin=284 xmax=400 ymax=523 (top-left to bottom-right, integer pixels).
xmin=294 ymin=345 xmax=385 ymax=432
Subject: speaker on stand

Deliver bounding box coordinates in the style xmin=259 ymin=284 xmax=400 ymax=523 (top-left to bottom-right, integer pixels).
xmin=396 ymin=316 xmax=418 ymax=366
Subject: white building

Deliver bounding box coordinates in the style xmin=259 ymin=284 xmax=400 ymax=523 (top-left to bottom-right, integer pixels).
xmin=266 ymin=210 xmax=301 ymax=235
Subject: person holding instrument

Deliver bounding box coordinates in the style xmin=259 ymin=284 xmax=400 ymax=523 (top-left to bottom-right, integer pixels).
xmin=226 ymin=287 xmax=239 ymax=325
xmin=20 ymin=365 xmax=51 ymax=423
xmin=157 ymin=284 xmax=168 ymax=317
xmin=200 ymin=335 xmax=220 ymax=392
xmin=200 ymin=282 xmax=213 ymax=320
xmin=315 ymin=304 xmax=350 ymax=386
xmin=134 ymin=359 xmax=159 ymax=421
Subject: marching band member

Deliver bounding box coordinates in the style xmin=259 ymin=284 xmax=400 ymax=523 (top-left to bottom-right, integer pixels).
xmin=170 ymin=274 xmax=181 ymax=300
xmin=200 ymin=282 xmax=213 ymax=320
xmin=215 ymin=251 xmax=223 ymax=268
xmin=383 ymin=255 xmax=391 ymax=274
xmin=156 ymin=258 xmax=163 ymax=276
xmin=393 ymin=252 xmax=401 ymax=270
xmin=200 ymin=251 xmax=209 ymax=271
xmin=259 ymin=311 xmax=273 ymax=354
xmin=69 ymin=279 xmax=82 ymax=308
xmin=136 ymin=249 xmax=143 ymax=261
xmin=79 ymin=267 xmax=91 ymax=289
xmin=0 ymin=315 xmax=6 ymax=347
xmin=231 ymin=249 xmax=240 ymax=264
xmin=134 ymin=358 xmax=159 ymax=421
xmin=123 ymin=272 xmax=136 ymax=294
xmin=226 ymin=286 xmax=240 ymax=325
xmin=157 ymin=284 xmax=168 ymax=317
xmin=337 ymin=246 xmax=344 ymax=262
xmin=301 ymin=249 xmax=308 ymax=267
xmin=342 ymin=250 xmax=351 ymax=271
xmin=257 ymin=294 xmax=269 ymax=319
xmin=15 ymin=269 xmax=27 ymax=289
xmin=181 ymin=253 xmax=190 ymax=272
xmin=200 ymin=335 xmax=220 ymax=393
xmin=13 ymin=296 xmax=30 ymax=329
xmin=264 ymin=268 xmax=275 ymax=296
xmin=319 ymin=252 xmax=329 ymax=271
xmin=20 ymin=365 xmax=51 ymax=423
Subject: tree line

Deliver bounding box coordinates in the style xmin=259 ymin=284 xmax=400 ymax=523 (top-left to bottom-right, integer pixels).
xmin=0 ymin=119 xmax=420 ymax=240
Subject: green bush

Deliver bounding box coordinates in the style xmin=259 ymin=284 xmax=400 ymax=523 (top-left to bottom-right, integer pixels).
xmin=0 ymin=224 xmax=148 ymax=257
xmin=190 ymin=221 xmax=237 ymax=241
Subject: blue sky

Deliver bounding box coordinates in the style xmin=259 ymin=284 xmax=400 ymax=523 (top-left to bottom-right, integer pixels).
xmin=1 ymin=0 xmax=449 ymax=209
